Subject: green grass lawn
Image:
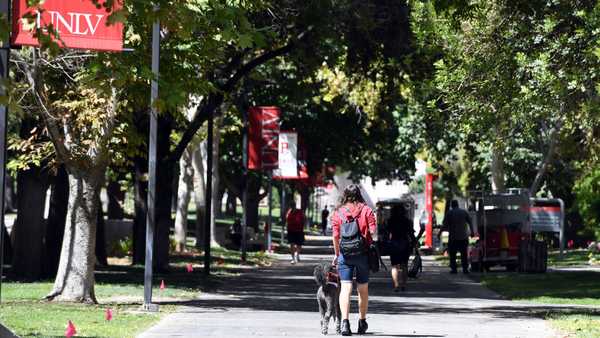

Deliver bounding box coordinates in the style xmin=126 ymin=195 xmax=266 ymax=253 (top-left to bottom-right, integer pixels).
xmin=549 ymin=314 xmax=600 ymax=338
xmin=479 ymin=271 xmax=600 ymax=338
xmin=0 ymin=281 xmax=175 ymax=338
xmin=0 ymin=245 xmax=271 ymax=337
xmin=548 ymin=249 xmax=597 ymax=267
xmin=480 ymin=271 xmax=600 ymax=306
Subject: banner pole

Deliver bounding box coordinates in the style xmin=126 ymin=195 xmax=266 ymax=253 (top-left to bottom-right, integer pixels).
xmin=267 ymin=174 xmax=273 ymax=252
xmin=143 ymin=12 xmax=160 ymax=312
xmin=241 ymin=109 xmax=248 ymax=262
xmin=0 ymin=0 xmax=11 ymax=305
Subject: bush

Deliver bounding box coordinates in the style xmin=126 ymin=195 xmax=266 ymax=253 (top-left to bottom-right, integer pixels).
xmin=574 ymin=167 xmax=600 ymax=240
xmin=108 ymin=236 xmax=133 ymax=258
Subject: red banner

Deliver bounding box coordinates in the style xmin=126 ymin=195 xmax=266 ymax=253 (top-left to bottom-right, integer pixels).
xmin=12 ymin=0 xmax=124 ymax=51
xmin=425 ymin=173 xmax=435 ymax=247
xmin=248 ymin=107 xmax=280 ymax=170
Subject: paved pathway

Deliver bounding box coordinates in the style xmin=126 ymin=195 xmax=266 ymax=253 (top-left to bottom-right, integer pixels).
xmin=138 ymin=235 xmax=557 ymax=338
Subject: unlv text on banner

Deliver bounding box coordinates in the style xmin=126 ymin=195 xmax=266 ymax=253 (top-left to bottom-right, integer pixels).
xmin=12 ymin=0 xmax=124 ymax=52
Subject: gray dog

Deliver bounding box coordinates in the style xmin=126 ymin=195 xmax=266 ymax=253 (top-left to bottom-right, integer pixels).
xmin=313 ymin=263 xmax=341 ymax=335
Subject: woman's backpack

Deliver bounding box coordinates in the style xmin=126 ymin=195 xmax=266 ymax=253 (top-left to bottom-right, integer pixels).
xmin=339 ymin=208 xmax=367 ymax=257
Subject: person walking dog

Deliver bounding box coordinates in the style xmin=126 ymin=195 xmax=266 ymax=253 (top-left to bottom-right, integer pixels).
xmin=331 ymin=184 xmax=376 ymax=336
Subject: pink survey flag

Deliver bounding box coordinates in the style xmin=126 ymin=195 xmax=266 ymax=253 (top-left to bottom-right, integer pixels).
xmin=65 ymin=320 xmax=76 ymax=338
xmin=160 ymin=279 xmax=165 ymax=290
xmin=105 ymin=308 xmax=113 ymax=321
xmin=186 ymin=263 xmax=193 ymax=273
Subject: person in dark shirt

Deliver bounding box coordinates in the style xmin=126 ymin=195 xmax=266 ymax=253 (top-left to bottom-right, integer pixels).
xmin=321 ymin=206 xmax=330 ymax=235
xmin=440 ymin=200 xmax=474 ymax=274
xmin=387 ymin=204 xmax=416 ymax=291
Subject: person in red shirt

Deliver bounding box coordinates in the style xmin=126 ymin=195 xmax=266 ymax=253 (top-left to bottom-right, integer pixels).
xmin=286 ymin=201 xmax=305 ymax=264
xmin=331 ymin=184 xmax=376 ymax=336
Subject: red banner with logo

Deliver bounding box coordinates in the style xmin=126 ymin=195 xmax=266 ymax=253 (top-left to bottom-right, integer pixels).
xmin=248 ymin=107 xmax=280 ymax=170
xmin=12 ymin=0 xmax=124 ymax=51
xmin=425 ymin=173 xmax=435 ymax=247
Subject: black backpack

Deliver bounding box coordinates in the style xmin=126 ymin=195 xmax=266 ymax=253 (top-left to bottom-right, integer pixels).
xmin=339 ymin=208 xmax=367 ymax=257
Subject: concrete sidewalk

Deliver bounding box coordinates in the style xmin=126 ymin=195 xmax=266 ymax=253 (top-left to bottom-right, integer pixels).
xmin=138 ymin=235 xmax=557 ymax=338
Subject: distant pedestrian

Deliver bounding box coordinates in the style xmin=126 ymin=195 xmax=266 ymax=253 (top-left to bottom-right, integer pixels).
xmin=387 ymin=204 xmax=416 ymax=292
xmin=439 ymin=200 xmax=474 ymax=274
xmin=229 ymin=218 xmax=242 ymax=249
xmin=418 ymin=209 xmax=435 ymax=242
xmin=331 ymin=184 xmax=376 ymax=336
xmin=321 ymin=206 xmax=330 ymax=235
xmin=286 ymin=201 xmax=305 ymax=264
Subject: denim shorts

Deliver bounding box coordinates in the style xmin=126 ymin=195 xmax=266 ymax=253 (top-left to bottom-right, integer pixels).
xmin=338 ymin=253 xmax=369 ymax=284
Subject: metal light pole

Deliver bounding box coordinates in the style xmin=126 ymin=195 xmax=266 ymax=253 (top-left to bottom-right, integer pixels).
xmin=280 ymin=184 xmax=285 ymax=244
xmin=267 ymin=175 xmax=273 ymax=252
xmin=0 ymin=1 xmax=11 ymax=305
xmin=143 ymin=15 xmax=160 ymax=312
xmin=204 ymin=111 xmax=213 ymax=275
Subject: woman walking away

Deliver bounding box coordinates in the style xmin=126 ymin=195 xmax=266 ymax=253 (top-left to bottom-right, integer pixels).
xmin=331 ymin=184 xmax=376 ymax=336
xmin=388 ymin=204 xmax=416 ymax=292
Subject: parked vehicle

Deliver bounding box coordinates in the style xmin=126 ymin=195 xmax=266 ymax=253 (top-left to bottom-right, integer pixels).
xmin=467 ymin=189 xmax=564 ymax=272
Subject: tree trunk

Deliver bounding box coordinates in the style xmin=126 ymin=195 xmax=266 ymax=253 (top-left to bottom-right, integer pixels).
xmin=47 ymin=172 xmax=101 ymax=303
xmin=12 ymin=167 xmax=48 ymax=280
xmin=192 ymin=141 xmax=207 ymax=249
xmin=95 ymin=195 xmax=108 ymax=266
xmin=154 ymin=114 xmax=175 ymax=271
xmin=530 ymin=122 xmax=562 ymax=195
xmin=107 ymin=177 xmax=125 ymax=220
xmin=210 ymin=118 xmax=222 ymax=245
xmin=1 ymin=223 xmax=11 ymax=264
xmin=132 ymin=157 xmax=148 ymax=265
xmin=174 ymin=148 xmax=193 ymax=252
xmin=44 ymin=165 xmax=69 ymax=278
xmin=5 ymin=174 xmax=16 ymax=212
xmin=490 ymin=143 xmax=506 ymax=193
xmin=215 ymin=187 xmax=225 ymax=218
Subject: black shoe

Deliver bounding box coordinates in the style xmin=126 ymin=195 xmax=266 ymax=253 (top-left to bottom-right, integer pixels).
xmin=357 ymin=319 xmax=368 ymax=334
xmin=341 ymin=319 xmax=352 ymax=336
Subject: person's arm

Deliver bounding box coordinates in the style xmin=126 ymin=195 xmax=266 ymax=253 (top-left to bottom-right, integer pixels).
xmin=366 ymin=207 xmax=377 ymax=240
xmin=466 ymin=210 xmax=474 ymax=237
xmin=332 ymin=211 xmax=341 ymax=265
xmin=438 ymin=213 xmax=448 ymax=239
xmin=416 ymin=223 xmax=425 ymax=242
xmin=408 ymin=222 xmax=417 ymax=247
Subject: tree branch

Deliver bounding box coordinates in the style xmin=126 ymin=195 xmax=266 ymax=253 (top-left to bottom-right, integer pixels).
xmin=15 ymin=51 xmax=72 ymax=164
xmin=169 ymin=27 xmax=313 ymax=162
xmin=530 ymin=114 xmax=564 ymax=195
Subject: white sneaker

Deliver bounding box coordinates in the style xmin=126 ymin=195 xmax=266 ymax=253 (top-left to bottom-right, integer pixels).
xmin=290 ymin=259 xmax=296 ymax=265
